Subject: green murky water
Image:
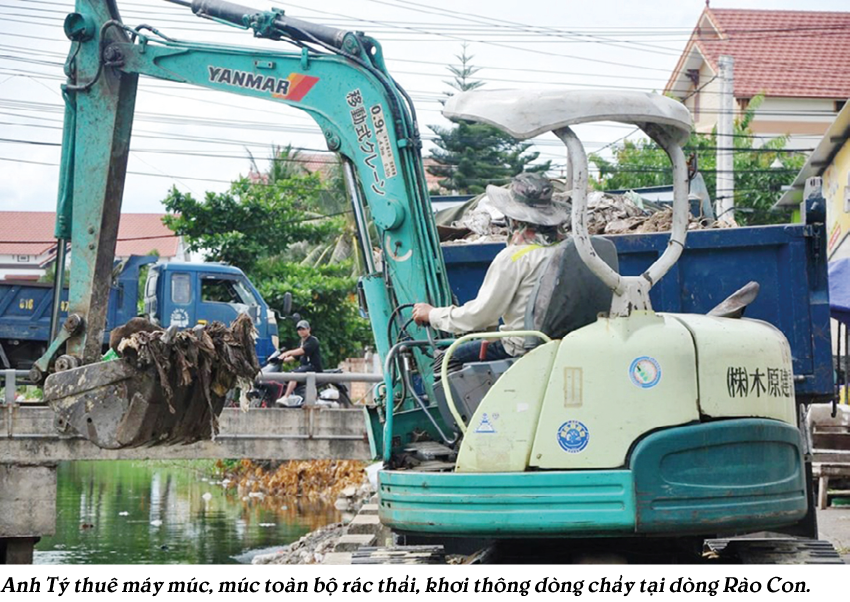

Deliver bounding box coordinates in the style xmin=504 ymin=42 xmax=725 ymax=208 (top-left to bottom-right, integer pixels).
xmin=33 ymin=461 xmax=340 ymax=564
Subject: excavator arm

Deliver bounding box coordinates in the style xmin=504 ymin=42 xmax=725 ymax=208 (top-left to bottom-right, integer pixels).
xmin=37 ymin=0 xmax=452 ymax=448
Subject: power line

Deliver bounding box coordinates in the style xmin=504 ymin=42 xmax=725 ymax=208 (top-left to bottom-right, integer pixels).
xmin=0 ymin=208 xmax=354 ymax=246
xmin=3 ymin=36 xmax=847 ymax=98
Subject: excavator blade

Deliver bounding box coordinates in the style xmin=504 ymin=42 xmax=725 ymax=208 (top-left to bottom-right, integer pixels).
xmin=44 ymin=314 xmax=260 ymax=449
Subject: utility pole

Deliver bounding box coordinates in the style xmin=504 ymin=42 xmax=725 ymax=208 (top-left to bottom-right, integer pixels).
xmin=716 ymin=55 xmax=734 ymax=223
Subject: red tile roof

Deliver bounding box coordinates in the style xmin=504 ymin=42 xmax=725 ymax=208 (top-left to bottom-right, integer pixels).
xmin=422 ymin=158 xmax=445 ymax=192
xmin=0 ymin=212 xmax=55 ymax=256
xmin=0 ymin=212 xmax=180 ymax=258
xmin=670 ymin=8 xmax=850 ymax=99
xmin=115 ymin=214 xmax=181 ymax=258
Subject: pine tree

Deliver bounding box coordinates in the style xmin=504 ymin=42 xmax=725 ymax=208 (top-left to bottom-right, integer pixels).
xmin=427 ymin=45 xmax=549 ymax=194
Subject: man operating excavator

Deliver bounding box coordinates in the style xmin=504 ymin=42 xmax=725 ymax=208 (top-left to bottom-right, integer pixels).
xmin=412 ymin=172 xmax=568 ymax=364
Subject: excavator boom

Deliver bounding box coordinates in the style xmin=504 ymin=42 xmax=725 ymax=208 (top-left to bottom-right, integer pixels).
xmin=39 ymin=0 xmax=452 ymax=447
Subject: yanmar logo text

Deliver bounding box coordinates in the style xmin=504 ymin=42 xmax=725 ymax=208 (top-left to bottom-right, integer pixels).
xmin=207 ymin=67 xmax=319 ymax=101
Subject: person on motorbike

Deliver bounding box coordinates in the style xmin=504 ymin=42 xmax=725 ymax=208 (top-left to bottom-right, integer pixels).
xmin=277 ymin=319 xmax=324 ymax=405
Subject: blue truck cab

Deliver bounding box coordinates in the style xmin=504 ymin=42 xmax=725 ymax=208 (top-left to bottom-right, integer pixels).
xmin=0 ymin=256 xmax=278 ymax=369
xmin=143 ymin=261 xmax=278 ymax=363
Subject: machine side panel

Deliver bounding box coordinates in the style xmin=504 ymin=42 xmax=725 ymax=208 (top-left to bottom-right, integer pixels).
xmin=530 ymin=313 xmax=699 ymax=469
xmin=671 ymin=314 xmax=798 ymax=423
xmin=456 ymin=341 xmax=559 ymax=473
xmin=379 ymin=469 xmax=635 ymax=536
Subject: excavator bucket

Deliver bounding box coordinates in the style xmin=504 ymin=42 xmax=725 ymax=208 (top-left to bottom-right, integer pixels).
xmin=44 ymin=314 xmax=260 ymax=449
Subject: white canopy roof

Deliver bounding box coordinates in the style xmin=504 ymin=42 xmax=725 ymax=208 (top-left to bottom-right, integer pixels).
xmin=443 ymin=89 xmax=692 ymax=145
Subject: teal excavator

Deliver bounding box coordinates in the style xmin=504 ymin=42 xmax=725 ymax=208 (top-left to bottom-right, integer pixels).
xmin=41 ymin=0 xmax=834 ymax=561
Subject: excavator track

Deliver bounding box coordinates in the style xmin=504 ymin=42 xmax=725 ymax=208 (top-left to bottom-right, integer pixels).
xmin=352 ymin=537 xmax=844 ymax=565
xmin=351 ymin=546 xmax=446 ymax=565
xmin=704 ymin=538 xmax=844 ymax=564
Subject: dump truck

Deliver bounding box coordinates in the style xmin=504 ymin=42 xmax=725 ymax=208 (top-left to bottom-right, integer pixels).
xmin=0 ymin=256 xmax=278 ymax=370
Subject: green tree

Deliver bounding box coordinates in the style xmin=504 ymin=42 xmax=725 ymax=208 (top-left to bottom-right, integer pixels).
xmin=162 ymin=173 xmax=338 ymax=272
xmin=427 ymin=46 xmax=550 ymax=194
xmin=253 ymin=259 xmax=371 ymax=366
xmin=589 ymin=95 xmax=806 ymax=225
xmin=247 ymin=143 xmax=308 ymax=184
xmin=162 ymin=169 xmax=372 ymax=367
xmin=299 ymin=160 xmax=371 ymax=275
xmin=589 ymin=138 xmax=673 ymax=190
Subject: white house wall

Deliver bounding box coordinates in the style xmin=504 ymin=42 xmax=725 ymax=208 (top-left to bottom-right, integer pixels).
xmin=0 ymin=252 xmax=52 ymax=281
xmin=749 ymin=97 xmax=834 ymax=150
xmin=687 ymin=90 xmax=834 ymax=151
xmin=691 ymin=66 xmax=722 ymax=134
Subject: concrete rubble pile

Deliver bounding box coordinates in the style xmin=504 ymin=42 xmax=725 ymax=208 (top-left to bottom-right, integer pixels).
xmin=252 ymin=522 xmax=346 ymax=565
xmin=439 ymin=189 xmax=734 ymax=245
xmin=251 ymin=483 xmax=374 ymax=565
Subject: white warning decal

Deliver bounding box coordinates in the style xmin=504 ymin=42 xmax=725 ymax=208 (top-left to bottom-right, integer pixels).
xmin=370 ymin=104 xmax=398 ymax=179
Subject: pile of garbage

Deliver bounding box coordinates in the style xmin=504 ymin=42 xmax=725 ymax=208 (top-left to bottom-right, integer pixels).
xmin=580 ymin=192 xmax=736 ymax=235
xmin=112 ymin=313 xmax=260 ymax=443
xmin=437 ymin=186 xmax=734 ymax=244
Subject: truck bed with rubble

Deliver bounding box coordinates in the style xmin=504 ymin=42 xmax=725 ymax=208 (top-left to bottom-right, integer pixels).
xmin=441 ymin=203 xmax=832 ymax=403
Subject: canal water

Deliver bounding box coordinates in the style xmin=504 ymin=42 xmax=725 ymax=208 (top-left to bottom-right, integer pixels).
xmin=34 ymin=461 xmax=341 ymax=564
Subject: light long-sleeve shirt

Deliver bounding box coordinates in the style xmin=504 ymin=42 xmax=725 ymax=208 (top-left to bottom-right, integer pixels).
xmin=429 ymin=243 xmax=558 ymax=356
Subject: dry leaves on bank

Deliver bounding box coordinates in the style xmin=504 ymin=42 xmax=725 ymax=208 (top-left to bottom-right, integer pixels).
xmin=219 ymin=459 xmax=367 ymax=499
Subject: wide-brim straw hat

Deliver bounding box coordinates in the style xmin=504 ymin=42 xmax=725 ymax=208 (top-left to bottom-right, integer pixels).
xmin=486 ymin=172 xmax=569 ymax=227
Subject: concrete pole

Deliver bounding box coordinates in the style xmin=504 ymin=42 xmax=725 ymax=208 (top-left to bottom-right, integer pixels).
xmin=716 ymin=55 xmax=735 ymax=223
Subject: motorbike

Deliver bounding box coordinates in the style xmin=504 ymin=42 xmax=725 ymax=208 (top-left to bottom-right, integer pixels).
xmin=243 ymin=293 xmax=353 ymax=408
xmin=246 ymin=350 xmax=353 ymax=409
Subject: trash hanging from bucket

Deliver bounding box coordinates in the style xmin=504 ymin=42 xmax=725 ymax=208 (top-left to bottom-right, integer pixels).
xmin=45 ymin=313 xmax=260 ymax=449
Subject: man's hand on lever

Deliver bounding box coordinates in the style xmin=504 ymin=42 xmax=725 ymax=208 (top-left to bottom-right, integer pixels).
xmin=412 ymin=303 xmax=434 ymax=325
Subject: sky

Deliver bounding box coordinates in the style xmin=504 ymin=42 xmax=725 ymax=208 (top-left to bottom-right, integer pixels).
xmin=1 ymin=0 xmax=848 ymax=214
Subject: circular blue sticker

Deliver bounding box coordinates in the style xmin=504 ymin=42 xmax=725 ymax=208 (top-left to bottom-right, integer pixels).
xmin=629 ymin=356 xmax=661 ymax=388
xmin=557 ymin=420 xmax=589 ymax=453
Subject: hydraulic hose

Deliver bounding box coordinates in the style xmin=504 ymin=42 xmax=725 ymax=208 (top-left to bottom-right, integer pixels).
xmin=188 ymin=0 xmax=347 ymax=48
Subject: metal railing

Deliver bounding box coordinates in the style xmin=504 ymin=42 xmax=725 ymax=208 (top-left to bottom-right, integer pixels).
xmin=2 ymin=368 xmax=382 ymax=407
xmin=2 ymin=370 xmax=34 ymax=404
xmin=257 ymin=371 xmax=382 ymax=406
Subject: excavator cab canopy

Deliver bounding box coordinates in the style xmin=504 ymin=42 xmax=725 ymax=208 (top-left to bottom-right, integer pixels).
xmin=443 ymin=88 xmax=692 ymax=144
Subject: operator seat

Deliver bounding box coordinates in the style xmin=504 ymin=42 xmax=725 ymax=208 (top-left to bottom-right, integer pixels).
xmin=433 ymin=236 xmax=619 ymax=433
xmin=523 ymin=235 xmax=619 ymax=350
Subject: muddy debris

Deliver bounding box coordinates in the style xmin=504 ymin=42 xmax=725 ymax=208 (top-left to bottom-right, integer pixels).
xmin=113 ymin=313 xmax=260 ymax=442
xmin=216 ymin=459 xmax=373 ymax=565
xmin=220 ymin=459 xmax=368 ymax=499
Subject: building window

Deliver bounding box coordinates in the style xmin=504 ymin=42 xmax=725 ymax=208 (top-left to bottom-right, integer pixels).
xmin=837 ymin=100 xmax=847 ymax=113
xmin=16 ymin=255 xmax=29 ymax=262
